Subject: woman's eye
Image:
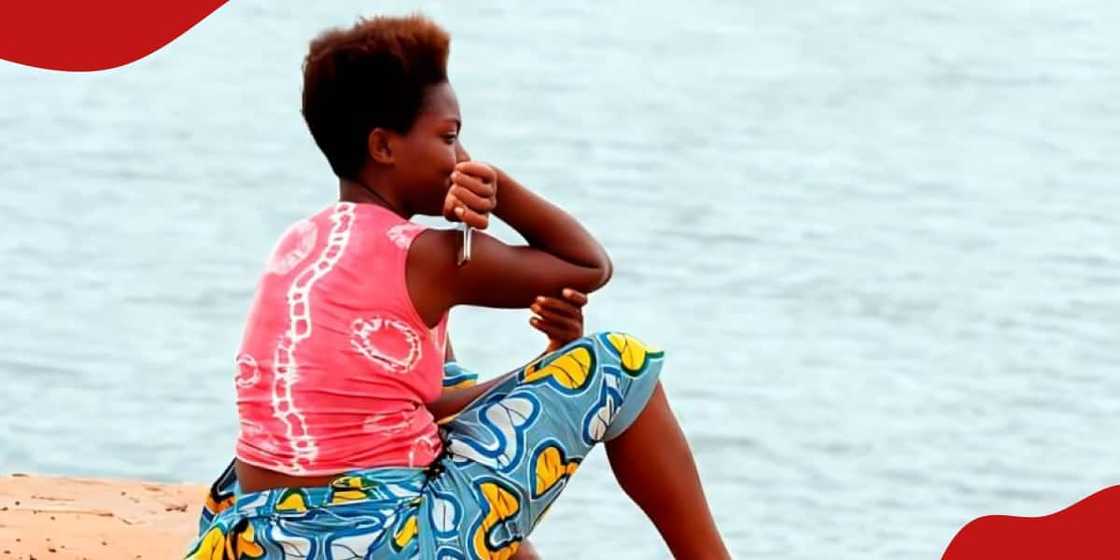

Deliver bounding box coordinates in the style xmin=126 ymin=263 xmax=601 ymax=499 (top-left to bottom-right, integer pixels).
xmin=442 ymin=134 xmax=458 ymax=144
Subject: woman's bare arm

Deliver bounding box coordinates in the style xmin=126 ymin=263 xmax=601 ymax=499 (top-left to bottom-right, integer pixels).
xmin=407 ymin=163 xmax=612 ymax=321
xmin=489 ymin=166 xmax=612 ymax=279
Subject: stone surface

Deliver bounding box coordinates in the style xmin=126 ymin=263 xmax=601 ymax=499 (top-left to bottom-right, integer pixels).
xmin=0 ymin=474 xmax=205 ymax=559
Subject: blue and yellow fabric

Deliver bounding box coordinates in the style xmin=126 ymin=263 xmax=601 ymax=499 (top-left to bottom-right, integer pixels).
xmin=186 ymin=331 xmax=664 ymax=559
xmin=441 ymin=361 xmax=480 ymax=392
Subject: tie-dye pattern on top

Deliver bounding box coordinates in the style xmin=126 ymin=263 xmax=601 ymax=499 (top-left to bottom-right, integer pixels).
xmin=235 ymin=202 xmax=449 ymax=476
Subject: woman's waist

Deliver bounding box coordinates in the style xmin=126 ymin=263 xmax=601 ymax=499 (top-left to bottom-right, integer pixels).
xmin=235 ymin=458 xmax=341 ymax=493
xmin=235 ymin=415 xmax=444 ymax=488
xmin=232 ymin=458 xmax=431 ymax=510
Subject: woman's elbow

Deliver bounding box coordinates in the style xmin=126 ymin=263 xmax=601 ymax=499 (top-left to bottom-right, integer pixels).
xmin=595 ymin=255 xmax=613 ymax=289
xmin=557 ymin=251 xmax=612 ymax=295
xmin=579 ymin=255 xmax=613 ymax=293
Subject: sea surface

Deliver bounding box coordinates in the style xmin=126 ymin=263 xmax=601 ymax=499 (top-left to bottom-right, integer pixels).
xmin=1 ymin=1 xmax=1118 ymax=558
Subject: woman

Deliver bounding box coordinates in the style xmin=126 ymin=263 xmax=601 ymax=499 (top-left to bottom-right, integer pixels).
xmin=188 ymin=14 xmax=729 ymax=559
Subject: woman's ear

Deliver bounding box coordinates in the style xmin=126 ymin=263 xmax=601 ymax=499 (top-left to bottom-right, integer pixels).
xmin=367 ymin=128 xmax=394 ymax=165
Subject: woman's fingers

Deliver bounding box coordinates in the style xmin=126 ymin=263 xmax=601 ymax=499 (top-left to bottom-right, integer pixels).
xmin=448 ymin=185 xmax=496 ymax=213
xmin=560 ymin=288 xmax=588 ymax=307
xmin=453 ymin=205 xmax=490 ymax=229
xmin=533 ymin=297 xmax=581 ymax=320
xmin=455 ymin=161 xmax=498 ymax=186
xmin=531 ymin=304 xmax=582 ymax=329
xmin=446 ymin=168 xmax=497 ymax=229
xmin=442 ymin=192 xmax=460 ymax=221
xmin=531 ymin=288 xmax=588 ymax=348
xmin=530 ymin=315 xmax=580 ymax=339
xmin=450 ymin=170 xmax=496 ymax=198
xmin=444 ymin=198 xmax=489 ymax=229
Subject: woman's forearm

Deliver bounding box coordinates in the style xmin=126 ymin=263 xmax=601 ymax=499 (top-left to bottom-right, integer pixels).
xmin=493 ymin=167 xmax=612 ymax=286
xmin=426 ymin=371 xmax=513 ymax=420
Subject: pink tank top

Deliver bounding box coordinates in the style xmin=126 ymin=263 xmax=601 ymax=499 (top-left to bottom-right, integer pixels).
xmin=234 ymin=202 xmax=448 ymax=476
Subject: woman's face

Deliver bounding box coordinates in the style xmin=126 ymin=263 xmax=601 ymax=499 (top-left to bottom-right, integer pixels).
xmin=390 ymin=81 xmax=470 ymax=216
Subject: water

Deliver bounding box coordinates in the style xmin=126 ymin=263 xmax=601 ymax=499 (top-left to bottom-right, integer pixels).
xmin=2 ymin=1 xmax=1118 ymax=557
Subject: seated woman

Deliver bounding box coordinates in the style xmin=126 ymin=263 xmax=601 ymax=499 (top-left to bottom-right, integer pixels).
xmin=200 ymin=289 xmax=594 ymax=560
xmin=186 ymin=14 xmax=730 ymax=560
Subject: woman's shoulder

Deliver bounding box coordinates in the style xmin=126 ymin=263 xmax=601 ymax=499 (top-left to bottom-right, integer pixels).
xmin=297 ymin=202 xmax=421 ymax=251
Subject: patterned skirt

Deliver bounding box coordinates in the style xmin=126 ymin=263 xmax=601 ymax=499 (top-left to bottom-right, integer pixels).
xmin=186 ymin=331 xmax=664 ymax=559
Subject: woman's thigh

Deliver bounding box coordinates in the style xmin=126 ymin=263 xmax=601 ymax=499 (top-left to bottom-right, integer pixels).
xmin=423 ymin=331 xmax=664 ymax=558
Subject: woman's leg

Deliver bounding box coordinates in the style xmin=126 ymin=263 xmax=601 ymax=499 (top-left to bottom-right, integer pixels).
xmin=440 ymin=362 xmax=542 ymax=560
xmin=436 ymin=331 xmax=730 ymax=558
xmin=606 ymin=382 xmax=730 ymax=559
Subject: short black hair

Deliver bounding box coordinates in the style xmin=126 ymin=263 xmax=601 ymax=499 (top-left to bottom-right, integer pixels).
xmin=301 ymin=14 xmax=450 ymax=181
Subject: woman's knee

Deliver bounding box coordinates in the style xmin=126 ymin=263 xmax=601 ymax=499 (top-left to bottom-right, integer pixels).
xmin=588 ymin=330 xmax=665 ymax=378
xmin=533 ymin=331 xmax=664 ymax=394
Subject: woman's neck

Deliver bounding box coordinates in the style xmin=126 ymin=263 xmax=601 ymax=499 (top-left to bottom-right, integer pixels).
xmin=338 ymin=178 xmax=411 ymax=219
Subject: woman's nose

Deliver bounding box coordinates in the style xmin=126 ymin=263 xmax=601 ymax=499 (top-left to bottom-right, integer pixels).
xmin=455 ymin=142 xmax=470 ymax=163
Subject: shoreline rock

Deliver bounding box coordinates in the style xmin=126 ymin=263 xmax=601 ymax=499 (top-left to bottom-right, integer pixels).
xmin=0 ymin=473 xmax=204 ymax=559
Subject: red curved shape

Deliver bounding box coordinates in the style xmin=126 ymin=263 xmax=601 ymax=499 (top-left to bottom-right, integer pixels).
xmin=0 ymin=1 xmax=227 ymax=72
xmin=943 ymin=485 xmax=1120 ymax=559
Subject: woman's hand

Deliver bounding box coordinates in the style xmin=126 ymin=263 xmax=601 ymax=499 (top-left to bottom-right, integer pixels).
xmin=530 ymin=288 xmax=590 ymax=353
xmin=444 ymin=161 xmax=498 ymax=230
